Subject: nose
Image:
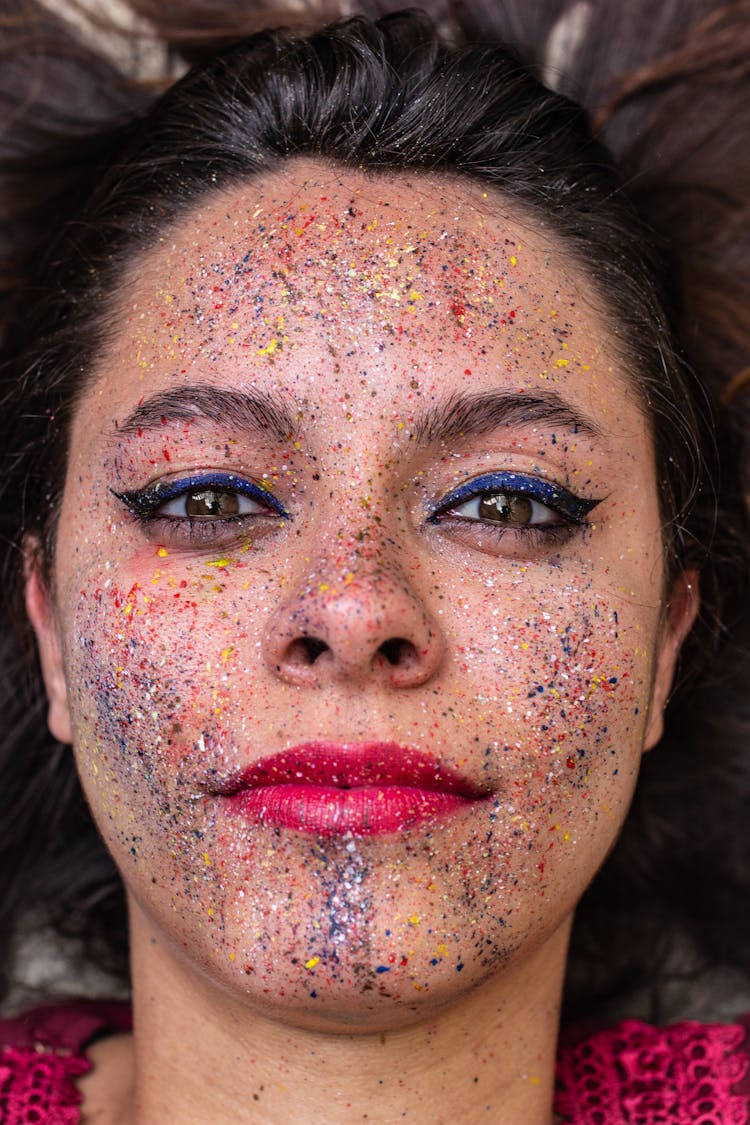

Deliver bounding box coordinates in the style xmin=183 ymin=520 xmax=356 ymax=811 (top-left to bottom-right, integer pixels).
xmin=262 ymin=554 xmax=445 ymax=689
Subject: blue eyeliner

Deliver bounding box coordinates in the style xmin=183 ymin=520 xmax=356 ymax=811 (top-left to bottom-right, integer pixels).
xmin=429 ymin=471 xmax=601 ymax=524
xmin=113 ymin=471 xmax=289 ymax=519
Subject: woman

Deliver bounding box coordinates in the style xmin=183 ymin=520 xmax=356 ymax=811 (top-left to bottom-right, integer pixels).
xmin=1 ymin=6 xmax=749 ymax=1121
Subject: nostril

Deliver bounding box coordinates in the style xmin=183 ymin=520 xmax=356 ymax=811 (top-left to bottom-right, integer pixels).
xmin=283 ymin=635 xmax=330 ymax=667
xmin=378 ymin=637 xmax=418 ymax=667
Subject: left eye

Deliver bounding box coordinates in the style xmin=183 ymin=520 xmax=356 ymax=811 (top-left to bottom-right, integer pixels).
xmin=430 ymin=472 xmax=601 ymax=532
xmin=448 ymin=490 xmax=562 ymax=527
xmin=158 ymin=488 xmax=269 ymax=520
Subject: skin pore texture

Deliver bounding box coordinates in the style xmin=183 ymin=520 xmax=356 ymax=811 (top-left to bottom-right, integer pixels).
xmin=27 ymin=161 xmax=696 ymax=1124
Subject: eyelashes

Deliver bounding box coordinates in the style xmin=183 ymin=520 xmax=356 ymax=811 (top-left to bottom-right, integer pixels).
xmin=112 ymin=468 xmax=601 ymax=552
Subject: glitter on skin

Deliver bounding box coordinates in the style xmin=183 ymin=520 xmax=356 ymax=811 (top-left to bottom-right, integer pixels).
xmin=33 ymin=161 xmax=690 ymax=1121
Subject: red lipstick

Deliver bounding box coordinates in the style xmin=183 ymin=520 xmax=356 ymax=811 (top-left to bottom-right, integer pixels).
xmin=219 ymin=742 xmax=486 ymax=837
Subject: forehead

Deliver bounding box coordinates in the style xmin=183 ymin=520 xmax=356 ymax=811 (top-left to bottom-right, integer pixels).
xmin=91 ymin=160 xmax=646 ymax=439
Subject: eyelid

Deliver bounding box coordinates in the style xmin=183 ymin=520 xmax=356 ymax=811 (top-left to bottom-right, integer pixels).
xmin=428 ymin=471 xmax=602 ymax=524
xmin=112 ymin=471 xmax=289 ymax=519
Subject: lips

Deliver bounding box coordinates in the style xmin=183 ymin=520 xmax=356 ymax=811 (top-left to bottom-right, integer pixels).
xmin=216 ymin=741 xmax=488 ymax=837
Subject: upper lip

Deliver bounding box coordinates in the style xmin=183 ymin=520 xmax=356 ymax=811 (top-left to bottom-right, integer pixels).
xmin=210 ymin=741 xmax=489 ymax=798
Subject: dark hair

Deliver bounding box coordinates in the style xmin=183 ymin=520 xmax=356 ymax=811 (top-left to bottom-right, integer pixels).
xmin=0 ymin=4 xmax=747 ymax=1019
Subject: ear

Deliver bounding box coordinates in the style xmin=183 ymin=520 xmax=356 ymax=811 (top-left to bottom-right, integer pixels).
xmin=24 ymin=554 xmax=72 ymax=745
xmin=643 ymin=570 xmax=700 ymax=750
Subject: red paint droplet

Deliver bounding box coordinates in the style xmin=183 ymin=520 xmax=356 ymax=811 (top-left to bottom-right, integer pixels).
xmin=566 ymin=757 xmax=575 ymax=769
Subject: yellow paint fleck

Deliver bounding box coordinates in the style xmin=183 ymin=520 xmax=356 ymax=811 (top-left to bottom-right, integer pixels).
xmin=258 ymin=338 xmax=279 ymax=356
xmin=409 ymin=914 xmax=420 ymax=925
xmin=203 ymin=853 xmax=211 ymax=866
xmin=556 ymin=358 xmax=570 ymax=367
xmin=510 ymin=255 xmax=517 ymax=266
xmin=305 ymin=956 xmax=320 ymax=970
xmin=207 ymin=557 xmax=231 ymax=568
xmin=157 ymin=547 xmax=168 ymax=558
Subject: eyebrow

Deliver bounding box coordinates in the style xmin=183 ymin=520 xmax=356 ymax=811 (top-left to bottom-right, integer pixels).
xmin=412 ymin=390 xmax=603 ymax=446
xmin=114 ymin=383 xmax=601 ymax=449
xmin=115 ymin=384 xmax=298 ymax=443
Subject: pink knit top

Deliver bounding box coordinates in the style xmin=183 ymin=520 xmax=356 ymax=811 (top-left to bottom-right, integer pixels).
xmin=1 ymin=1004 xmax=749 ymax=1122
xmin=555 ymin=1016 xmax=750 ymax=1123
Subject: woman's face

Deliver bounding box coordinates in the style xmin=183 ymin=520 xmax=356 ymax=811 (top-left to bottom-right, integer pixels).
xmin=31 ymin=163 xmax=689 ymax=1029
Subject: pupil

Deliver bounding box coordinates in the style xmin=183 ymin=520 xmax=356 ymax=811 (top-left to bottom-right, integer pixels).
xmin=478 ymin=493 xmax=533 ymax=524
xmin=185 ymin=490 xmax=238 ymax=518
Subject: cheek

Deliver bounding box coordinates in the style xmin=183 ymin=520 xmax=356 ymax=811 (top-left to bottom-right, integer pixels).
xmin=440 ymin=568 xmax=656 ymax=813
xmin=62 ymin=559 xmax=265 ymax=855
xmin=62 ymin=565 xmax=275 ymax=951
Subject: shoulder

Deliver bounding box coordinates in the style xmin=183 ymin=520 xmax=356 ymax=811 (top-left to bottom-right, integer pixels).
xmin=0 ymin=1001 xmax=131 ymax=1124
xmin=555 ymin=1015 xmax=750 ymax=1124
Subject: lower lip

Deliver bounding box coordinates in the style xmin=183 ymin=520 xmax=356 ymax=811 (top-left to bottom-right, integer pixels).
xmin=228 ymin=784 xmax=473 ymax=836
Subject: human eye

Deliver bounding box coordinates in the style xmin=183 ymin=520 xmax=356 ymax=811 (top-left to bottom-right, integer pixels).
xmin=428 ymin=471 xmax=601 ymax=555
xmin=112 ymin=471 xmax=289 ymax=545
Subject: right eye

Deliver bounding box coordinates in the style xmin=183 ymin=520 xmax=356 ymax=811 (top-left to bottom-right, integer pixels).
xmin=113 ymin=472 xmax=289 ymax=523
xmin=157 ymin=486 xmax=271 ymax=520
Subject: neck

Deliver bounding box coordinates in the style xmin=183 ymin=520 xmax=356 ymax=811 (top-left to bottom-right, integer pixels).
xmin=121 ymin=902 xmax=570 ymax=1125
